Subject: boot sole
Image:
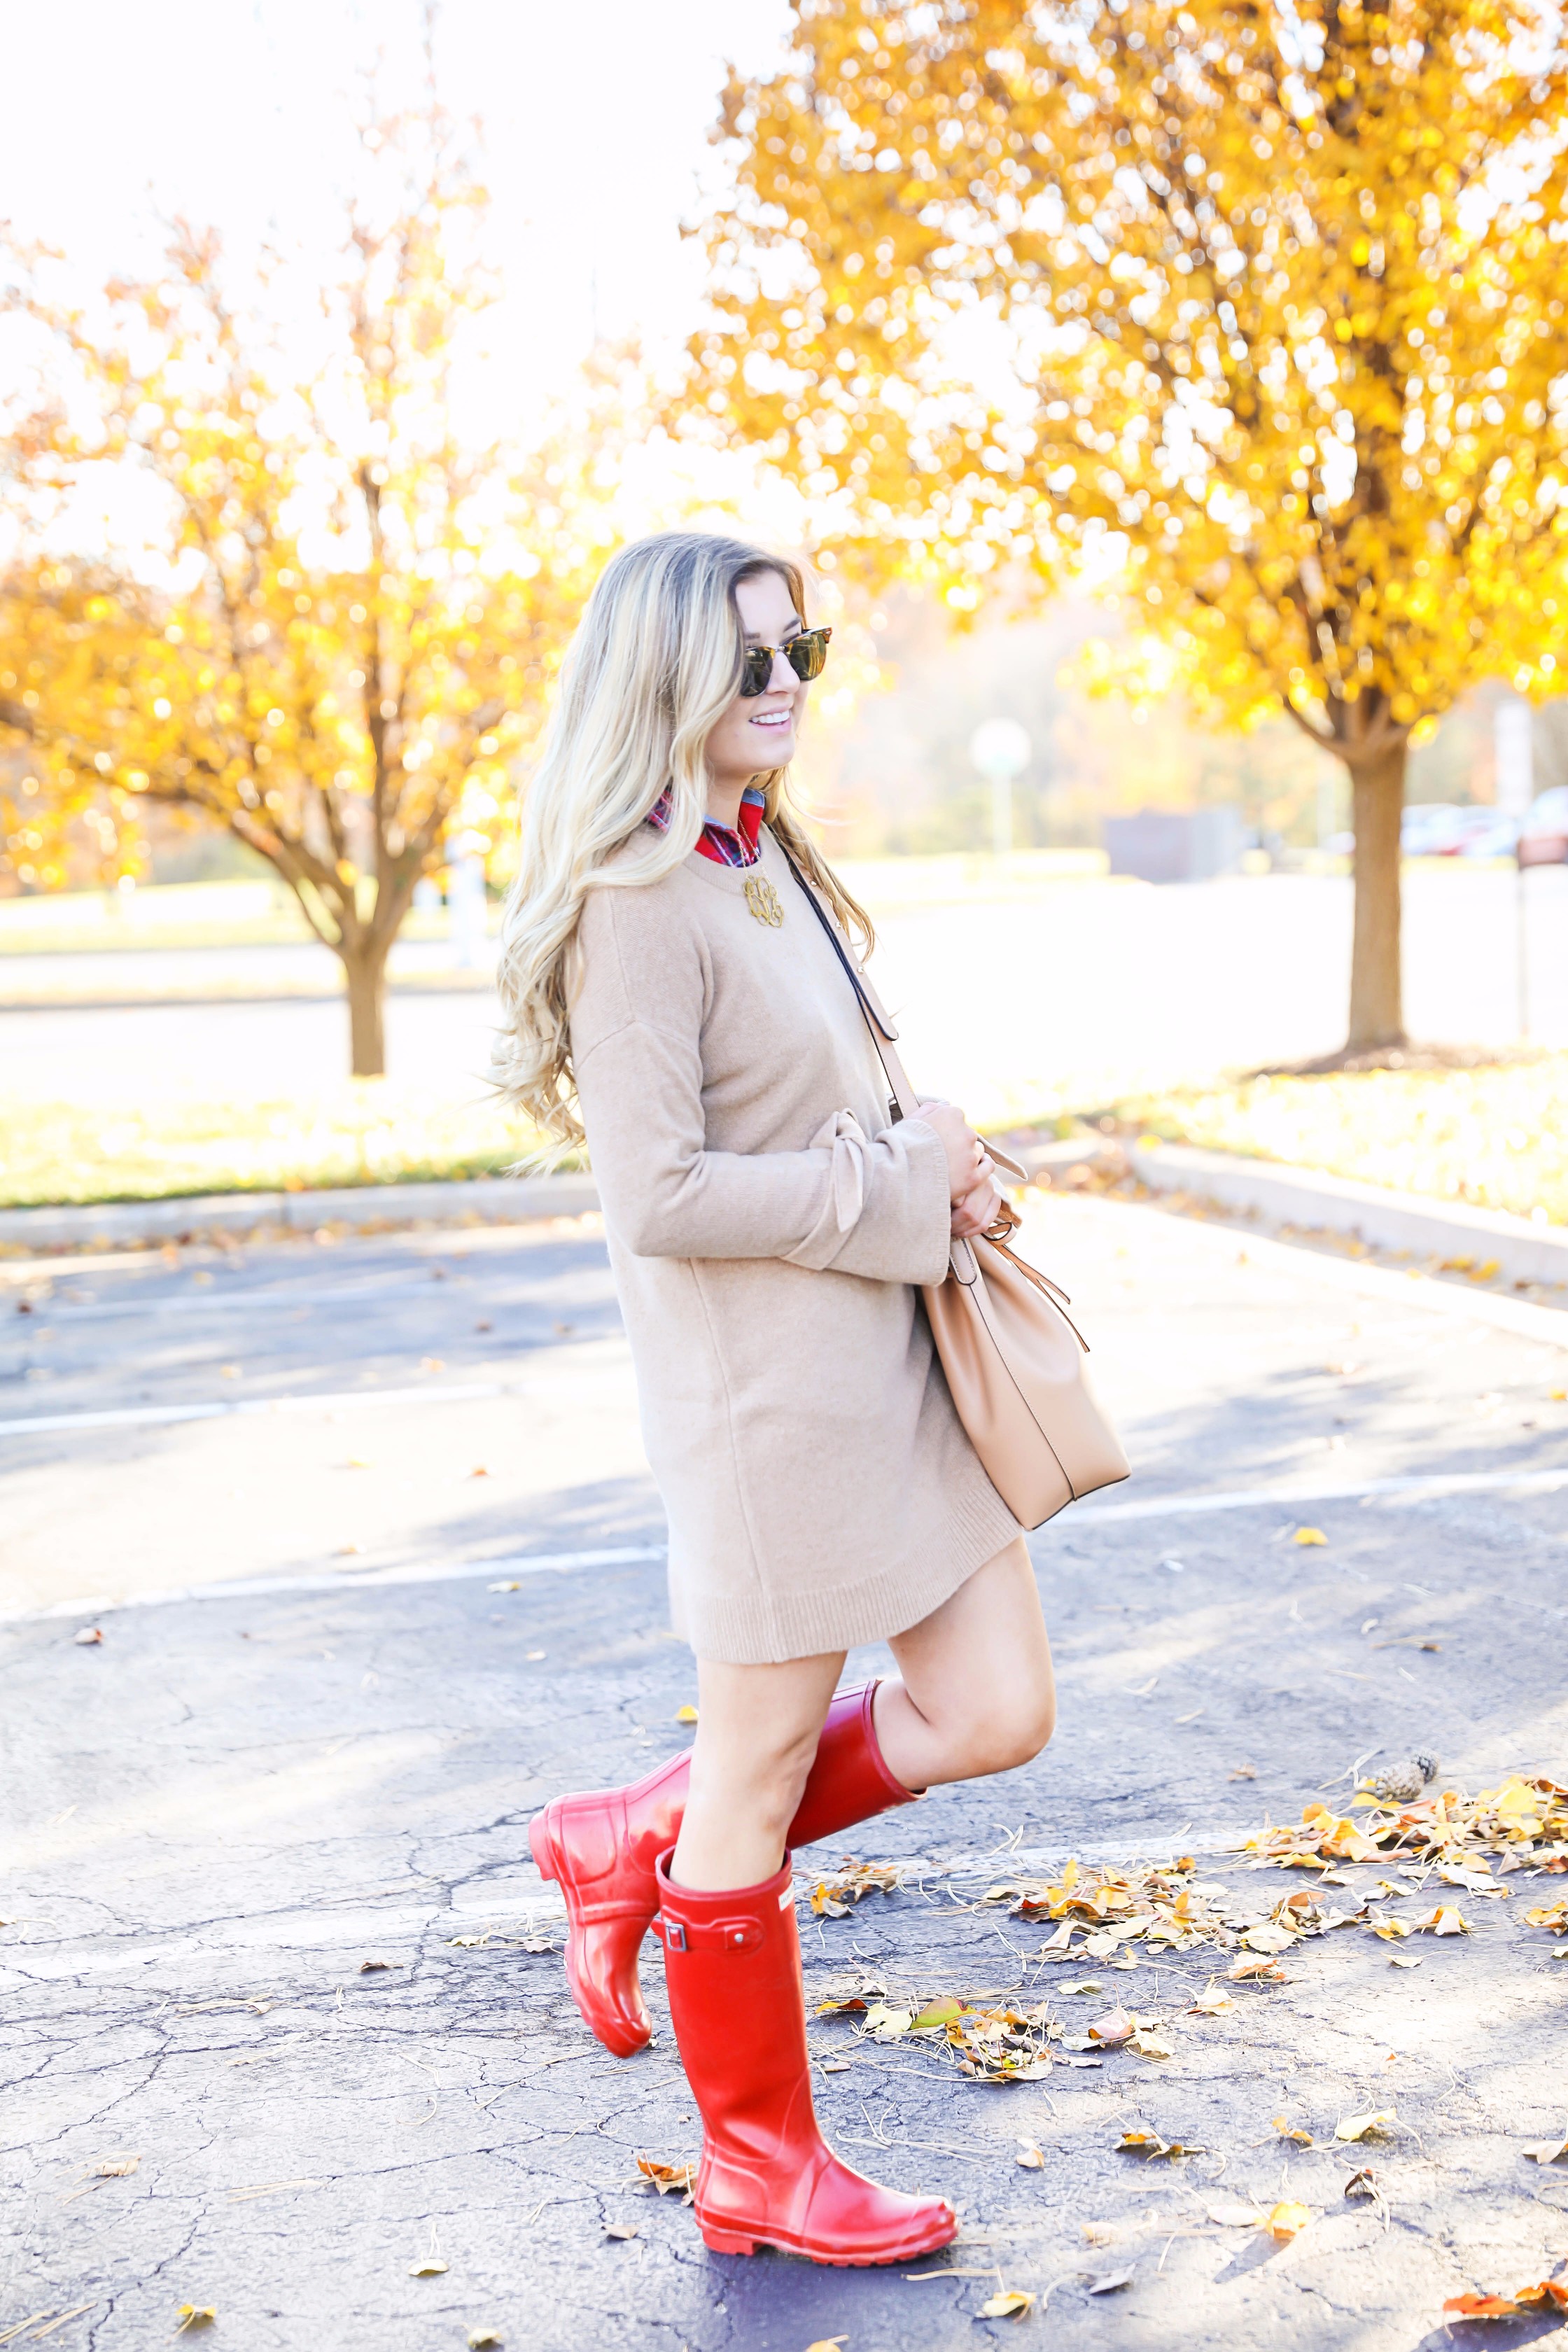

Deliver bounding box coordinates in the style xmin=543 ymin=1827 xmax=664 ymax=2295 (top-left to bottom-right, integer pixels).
xmin=697 ymin=2213 xmax=956 ymax=2264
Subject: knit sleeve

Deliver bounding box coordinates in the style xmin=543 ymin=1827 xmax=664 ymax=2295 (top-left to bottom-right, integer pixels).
xmin=569 ymin=886 xmax=951 ymax=1283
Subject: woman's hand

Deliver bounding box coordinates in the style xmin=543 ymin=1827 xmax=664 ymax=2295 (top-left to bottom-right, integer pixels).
xmin=918 ymin=1099 xmax=1002 ymax=1237
xmin=949 ymin=1163 xmax=1002 ymax=1240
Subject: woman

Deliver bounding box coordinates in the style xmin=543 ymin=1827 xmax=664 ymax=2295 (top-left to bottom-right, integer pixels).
xmin=493 ymin=531 xmax=1056 ymax=2267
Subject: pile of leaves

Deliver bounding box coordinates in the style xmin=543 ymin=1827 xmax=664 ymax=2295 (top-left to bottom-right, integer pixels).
xmin=973 ymin=1854 xmax=1356 ymax=1977
xmin=814 ymin=1987 xmax=1057 ymax=2080
xmin=1233 ymin=1775 xmax=1568 ymax=1875
xmin=808 ymin=1861 xmax=900 ymax=1920
xmin=997 ymin=1854 xmax=1556 ymax=1967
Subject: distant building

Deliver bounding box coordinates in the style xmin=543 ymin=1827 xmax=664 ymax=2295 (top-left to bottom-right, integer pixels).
xmin=1102 ymin=806 xmax=1244 ymax=883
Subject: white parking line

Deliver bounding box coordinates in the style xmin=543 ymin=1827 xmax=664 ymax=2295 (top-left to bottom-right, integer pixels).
xmin=0 ymin=1382 xmax=503 ymax=1438
xmin=6 ymin=1458 xmax=1566 ymax=1630
xmin=20 ymin=1280 xmax=485 ymax=1321
xmin=1 ymin=1544 xmax=668 ymax=1626
xmin=1074 ymin=1462 xmax=1568 ymax=1523
xmin=0 ymin=1837 xmax=1245 ymax=1986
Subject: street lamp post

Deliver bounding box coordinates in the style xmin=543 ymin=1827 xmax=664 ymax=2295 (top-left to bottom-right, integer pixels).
xmin=969 ymin=719 xmax=1032 ymax=861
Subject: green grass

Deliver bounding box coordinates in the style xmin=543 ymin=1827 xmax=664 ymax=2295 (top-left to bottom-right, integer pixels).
xmin=0 ymin=1084 xmax=560 ymax=1210
xmin=6 ymin=1056 xmax=1567 ymax=1224
xmin=1112 ymin=1056 xmax=1568 ymax=1227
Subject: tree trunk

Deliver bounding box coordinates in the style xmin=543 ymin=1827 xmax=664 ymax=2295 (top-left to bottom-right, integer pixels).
xmin=1345 ymin=738 xmax=1407 ymax=1052
xmin=343 ymin=946 xmax=388 ymax=1077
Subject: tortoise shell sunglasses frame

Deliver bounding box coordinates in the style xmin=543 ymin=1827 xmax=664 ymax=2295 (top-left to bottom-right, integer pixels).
xmin=738 ymin=626 xmax=832 ymax=698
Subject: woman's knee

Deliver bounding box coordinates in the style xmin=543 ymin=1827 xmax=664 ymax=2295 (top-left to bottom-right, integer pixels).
xmin=955 ymin=1684 xmax=1056 ymax=1778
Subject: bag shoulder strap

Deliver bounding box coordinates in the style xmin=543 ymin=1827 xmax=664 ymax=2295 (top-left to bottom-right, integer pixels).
xmin=774 ymin=837 xmax=920 ymax=1120
xmin=773 ymin=836 xmax=1026 ymax=1185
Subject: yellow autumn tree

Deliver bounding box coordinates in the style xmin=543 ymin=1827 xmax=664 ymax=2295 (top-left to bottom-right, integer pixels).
xmin=0 ymin=570 xmax=148 ymax=892
xmin=0 ymin=92 xmax=603 ymax=1073
xmin=692 ymin=0 xmax=1568 ymax=1051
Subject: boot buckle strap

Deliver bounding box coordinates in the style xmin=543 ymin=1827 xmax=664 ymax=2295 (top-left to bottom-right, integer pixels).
xmin=656 ymin=1913 xmax=763 ymax=1955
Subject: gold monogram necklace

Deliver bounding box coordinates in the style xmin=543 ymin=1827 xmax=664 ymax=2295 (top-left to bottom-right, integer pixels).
xmin=743 ymin=874 xmax=784 ymax=928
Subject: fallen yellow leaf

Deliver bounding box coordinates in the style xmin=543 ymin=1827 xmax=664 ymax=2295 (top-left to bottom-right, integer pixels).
xmin=408 ymin=2257 xmax=449 ymax=2276
xmin=909 ymin=1997 xmax=965 ymax=2029
xmin=634 ymin=2155 xmax=697 ymax=2198
xmin=1242 ymin=1923 xmax=1298 ymax=1954
xmin=1116 ymin=2129 xmax=1200 ymax=2158
xmin=1016 ymin=2139 xmax=1044 ymax=2169
xmin=675 ymin=1704 xmax=698 ymax=1724
xmin=1515 ymin=2283 xmax=1568 ymax=2311
xmin=1266 ymin=2201 xmax=1312 ymax=2239
xmin=1335 ymin=2110 xmax=1395 ymax=2143
xmin=1273 ymin=2116 xmax=1313 ymax=2146
xmin=977 ymin=2290 xmax=1035 ymax=2319
xmin=1293 ymin=1527 xmax=1328 ymax=1546
xmin=173 ymin=2310 xmax=216 ymax=2334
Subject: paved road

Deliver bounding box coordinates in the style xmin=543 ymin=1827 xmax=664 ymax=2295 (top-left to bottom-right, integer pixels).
xmin=4 ymin=1194 xmax=1568 ymax=2350
xmin=4 ymin=866 xmax=1567 ymax=1116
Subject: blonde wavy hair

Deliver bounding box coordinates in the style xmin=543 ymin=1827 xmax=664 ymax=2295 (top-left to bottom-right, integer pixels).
xmin=492 ymin=529 xmax=872 ymax=1152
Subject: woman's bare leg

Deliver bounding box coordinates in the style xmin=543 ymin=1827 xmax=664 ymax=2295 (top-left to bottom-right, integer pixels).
xmin=672 ymin=1538 xmax=1050 ymax=1887
xmin=876 ymin=1536 xmax=1056 ymax=1791
xmin=672 ymin=1649 xmax=846 ymax=1890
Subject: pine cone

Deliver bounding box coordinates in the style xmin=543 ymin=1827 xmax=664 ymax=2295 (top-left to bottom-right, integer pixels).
xmin=1368 ymin=1753 xmax=1440 ymax=1805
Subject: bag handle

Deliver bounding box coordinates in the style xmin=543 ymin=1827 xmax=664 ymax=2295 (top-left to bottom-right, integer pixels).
xmin=774 ymin=839 xmax=1027 ymax=1184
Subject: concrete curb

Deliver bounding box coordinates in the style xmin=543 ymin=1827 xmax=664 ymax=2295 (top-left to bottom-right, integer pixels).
xmin=1128 ymin=1139 xmax=1568 ymax=1292
xmin=4 ymin=1130 xmax=1560 ymax=1289
xmin=0 ymin=1172 xmax=599 ymax=1254
xmin=0 ymin=1138 xmax=1092 ymax=1256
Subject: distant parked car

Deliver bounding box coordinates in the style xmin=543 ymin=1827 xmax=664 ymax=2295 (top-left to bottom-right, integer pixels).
xmin=1335 ymin=803 xmax=1520 ymax=858
xmin=1401 ymin=802 xmax=1466 ymax=855
xmin=1450 ymin=806 xmax=1520 ymax=859
xmin=1518 ymin=785 xmax=1568 ymax=867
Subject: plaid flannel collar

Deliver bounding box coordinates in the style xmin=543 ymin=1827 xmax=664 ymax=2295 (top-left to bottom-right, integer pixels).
xmin=645 ymin=784 xmax=766 ymax=869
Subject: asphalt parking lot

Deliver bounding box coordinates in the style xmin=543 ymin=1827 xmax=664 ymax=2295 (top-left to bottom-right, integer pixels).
xmin=4 ymin=1192 xmax=1568 ymax=2349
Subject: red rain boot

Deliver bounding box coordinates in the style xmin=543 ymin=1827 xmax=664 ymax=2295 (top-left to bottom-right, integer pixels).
xmin=528 ymin=1681 xmax=914 ymax=2059
xmin=653 ymin=1849 xmax=956 ymax=2264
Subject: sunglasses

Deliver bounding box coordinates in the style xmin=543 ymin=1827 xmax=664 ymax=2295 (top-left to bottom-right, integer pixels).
xmin=739 ymin=626 xmax=832 ymax=698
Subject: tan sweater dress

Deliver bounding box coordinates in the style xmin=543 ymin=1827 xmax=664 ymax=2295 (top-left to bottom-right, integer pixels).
xmin=568 ymin=825 xmax=1021 ymax=1665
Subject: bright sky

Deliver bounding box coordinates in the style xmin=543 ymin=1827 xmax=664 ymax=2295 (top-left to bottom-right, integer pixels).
xmin=1 ymin=0 xmax=795 ymax=402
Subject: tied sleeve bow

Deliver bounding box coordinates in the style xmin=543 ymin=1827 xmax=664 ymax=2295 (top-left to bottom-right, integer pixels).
xmin=782 ymin=1109 xmax=874 ymax=1269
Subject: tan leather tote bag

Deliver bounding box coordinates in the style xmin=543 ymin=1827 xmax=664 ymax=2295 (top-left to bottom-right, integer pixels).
xmin=782 ymin=851 xmax=1130 ymax=1529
